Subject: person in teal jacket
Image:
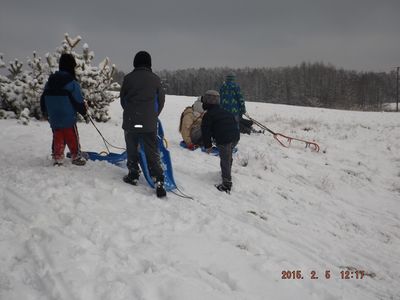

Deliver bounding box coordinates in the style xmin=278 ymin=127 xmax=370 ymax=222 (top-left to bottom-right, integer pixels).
xmin=219 ymin=74 xmax=246 ymax=123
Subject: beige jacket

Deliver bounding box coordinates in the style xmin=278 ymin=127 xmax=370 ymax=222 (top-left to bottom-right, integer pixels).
xmin=180 ymin=106 xmax=203 ymax=145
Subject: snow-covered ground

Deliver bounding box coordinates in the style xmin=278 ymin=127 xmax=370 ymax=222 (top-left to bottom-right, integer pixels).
xmin=1 ymin=96 xmax=399 ymax=300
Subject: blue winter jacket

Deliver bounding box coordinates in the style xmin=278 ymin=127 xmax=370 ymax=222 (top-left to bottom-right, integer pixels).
xmin=219 ymin=79 xmax=246 ymax=116
xmin=40 ymin=71 xmax=86 ymax=129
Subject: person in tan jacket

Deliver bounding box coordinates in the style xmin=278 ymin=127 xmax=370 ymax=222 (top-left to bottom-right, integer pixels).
xmin=179 ymin=97 xmax=204 ymax=150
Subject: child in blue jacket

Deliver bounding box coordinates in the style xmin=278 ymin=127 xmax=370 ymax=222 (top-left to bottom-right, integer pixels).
xmin=40 ymin=53 xmax=88 ymax=166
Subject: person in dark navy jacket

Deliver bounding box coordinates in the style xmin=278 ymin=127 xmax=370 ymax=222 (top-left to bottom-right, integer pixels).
xmin=40 ymin=53 xmax=88 ymax=166
xmin=201 ymin=90 xmax=240 ymax=193
xmin=120 ymin=51 xmax=166 ymax=198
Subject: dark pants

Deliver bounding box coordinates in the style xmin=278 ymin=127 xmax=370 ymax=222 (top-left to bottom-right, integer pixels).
xmin=124 ymin=130 xmax=164 ymax=182
xmin=217 ymin=140 xmax=238 ymax=188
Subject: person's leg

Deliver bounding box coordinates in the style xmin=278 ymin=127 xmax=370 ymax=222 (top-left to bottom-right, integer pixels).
xmin=190 ymin=126 xmax=202 ymax=146
xmin=51 ymin=129 xmax=55 ymax=158
xmin=65 ymin=126 xmax=86 ymax=165
xmin=53 ymin=129 xmax=66 ymax=165
xmin=141 ymin=132 xmax=164 ymax=183
xmin=217 ymin=143 xmax=233 ymax=190
xmin=52 ymin=128 xmax=69 ymax=159
xmin=124 ymin=130 xmax=140 ymax=182
xmin=230 ymin=140 xmax=238 ymax=167
xmin=141 ymin=132 xmax=166 ymax=197
xmin=64 ymin=127 xmax=79 ymax=159
xmin=72 ymin=124 xmax=83 ymax=157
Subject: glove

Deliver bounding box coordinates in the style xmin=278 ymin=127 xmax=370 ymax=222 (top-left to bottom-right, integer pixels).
xmin=84 ymin=115 xmax=90 ymax=124
xmin=187 ymin=143 xmax=197 ymax=150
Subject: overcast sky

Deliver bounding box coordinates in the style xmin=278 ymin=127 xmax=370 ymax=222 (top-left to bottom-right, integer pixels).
xmin=1 ymin=0 xmax=399 ymax=73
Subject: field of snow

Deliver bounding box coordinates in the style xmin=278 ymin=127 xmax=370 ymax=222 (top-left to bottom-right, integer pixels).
xmin=0 ymin=95 xmax=399 ymax=300
xmin=383 ymin=102 xmax=399 ymax=112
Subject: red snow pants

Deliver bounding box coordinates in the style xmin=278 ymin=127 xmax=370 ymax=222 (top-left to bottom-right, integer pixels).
xmin=53 ymin=126 xmax=80 ymax=160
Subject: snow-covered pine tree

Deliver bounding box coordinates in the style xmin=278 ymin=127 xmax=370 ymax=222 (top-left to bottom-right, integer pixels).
xmin=45 ymin=33 xmax=119 ymax=122
xmin=0 ymin=58 xmax=34 ymax=120
xmin=26 ymin=52 xmax=48 ymax=118
xmin=0 ymin=53 xmax=52 ymax=121
xmin=76 ymin=42 xmax=119 ymax=122
xmin=0 ymin=33 xmax=120 ymax=122
xmin=0 ymin=53 xmax=16 ymax=119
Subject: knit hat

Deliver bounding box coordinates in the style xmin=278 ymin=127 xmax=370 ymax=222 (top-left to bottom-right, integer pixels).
xmin=59 ymin=53 xmax=77 ymax=78
xmin=226 ymin=73 xmax=235 ymax=81
xmin=134 ymin=51 xmax=152 ymax=68
xmin=201 ymin=90 xmax=220 ymax=105
xmin=192 ymin=97 xmax=204 ymax=113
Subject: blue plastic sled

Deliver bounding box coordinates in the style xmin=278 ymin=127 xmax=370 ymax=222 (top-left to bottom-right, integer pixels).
xmin=67 ymin=151 xmax=127 ymax=167
xmin=138 ymin=120 xmax=177 ymax=191
xmin=84 ymin=151 xmax=127 ymax=167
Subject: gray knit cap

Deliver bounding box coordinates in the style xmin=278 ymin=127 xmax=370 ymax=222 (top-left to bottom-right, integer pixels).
xmin=202 ymin=90 xmax=220 ymax=105
xmin=192 ymin=97 xmax=204 ymax=113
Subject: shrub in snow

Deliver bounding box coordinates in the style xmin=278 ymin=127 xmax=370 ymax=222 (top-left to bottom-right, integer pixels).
xmin=0 ymin=109 xmax=16 ymax=119
xmin=0 ymin=34 xmax=120 ymax=122
xmin=18 ymin=108 xmax=30 ymax=125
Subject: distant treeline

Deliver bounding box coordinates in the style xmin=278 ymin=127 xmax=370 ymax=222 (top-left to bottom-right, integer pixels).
xmin=154 ymin=62 xmax=397 ymax=111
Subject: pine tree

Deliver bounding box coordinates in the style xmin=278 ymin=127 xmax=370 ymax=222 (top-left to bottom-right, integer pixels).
xmin=0 ymin=33 xmax=120 ymax=122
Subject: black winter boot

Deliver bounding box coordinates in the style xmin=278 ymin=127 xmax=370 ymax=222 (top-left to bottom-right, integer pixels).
xmin=156 ymin=181 xmax=167 ymax=198
xmin=72 ymin=156 xmax=86 ymax=166
xmin=215 ymin=183 xmax=231 ymax=194
xmin=123 ymin=171 xmax=139 ymax=185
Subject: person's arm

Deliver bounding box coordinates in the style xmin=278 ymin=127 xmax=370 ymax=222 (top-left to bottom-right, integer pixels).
xmin=236 ymin=86 xmax=246 ymax=114
xmin=40 ymin=83 xmax=48 ymax=118
xmin=201 ymin=113 xmax=213 ymax=149
xmin=181 ymin=114 xmax=193 ymax=145
xmin=156 ymin=79 xmax=165 ymax=115
xmin=66 ymin=81 xmax=87 ymax=117
xmin=120 ymin=77 xmax=127 ymax=109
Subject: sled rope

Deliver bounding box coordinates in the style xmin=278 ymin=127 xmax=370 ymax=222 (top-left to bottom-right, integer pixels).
xmin=88 ymin=115 xmax=126 ymax=153
xmin=170 ymin=187 xmax=194 ymax=199
xmin=244 ymin=113 xmax=320 ymax=152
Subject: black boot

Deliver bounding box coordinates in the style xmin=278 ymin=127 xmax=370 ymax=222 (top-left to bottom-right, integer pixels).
xmin=156 ymin=181 xmax=167 ymax=198
xmin=215 ymin=183 xmax=231 ymax=194
xmin=72 ymin=156 xmax=86 ymax=166
xmin=123 ymin=170 xmax=139 ymax=185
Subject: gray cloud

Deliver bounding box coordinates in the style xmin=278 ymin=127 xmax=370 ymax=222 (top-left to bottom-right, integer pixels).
xmin=1 ymin=0 xmax=399 ymax=72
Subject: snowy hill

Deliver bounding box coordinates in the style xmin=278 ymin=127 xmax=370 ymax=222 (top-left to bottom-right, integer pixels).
xmin=0 ymin=96 xmax=399 ymax=300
